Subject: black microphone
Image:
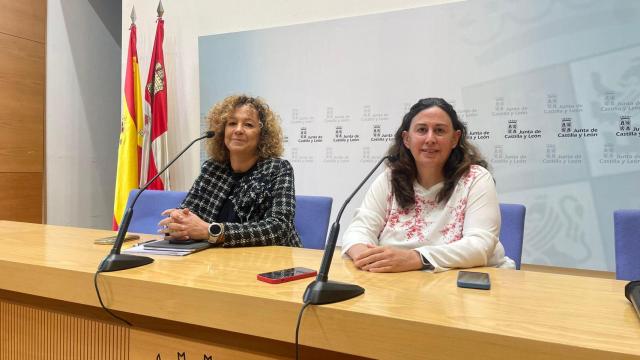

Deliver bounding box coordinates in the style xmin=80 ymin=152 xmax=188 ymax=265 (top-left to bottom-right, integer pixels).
xmin=303 ymin=154 xmax=398 ymax=305
xmin=98 ymin=131 xmax=215 ymax=272
xmin=626 ymin=281 xmax=640 ymax=320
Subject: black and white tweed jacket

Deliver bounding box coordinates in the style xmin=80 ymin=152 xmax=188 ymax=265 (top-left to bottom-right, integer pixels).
xmin=181 ymin=158 xmax=302 ymax=247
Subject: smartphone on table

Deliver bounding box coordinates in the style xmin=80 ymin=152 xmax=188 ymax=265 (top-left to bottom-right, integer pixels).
xmin=457 ymin=271 xmax=491 ymax=290
xmin=257 ymin=267 xmax=317 ymax=284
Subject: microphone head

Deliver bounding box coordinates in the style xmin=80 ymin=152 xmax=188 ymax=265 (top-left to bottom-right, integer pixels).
xmin=204 ymin=130 xmax=215 ymax=138
xmin=387 ymin=154 xmax=400 ymax=162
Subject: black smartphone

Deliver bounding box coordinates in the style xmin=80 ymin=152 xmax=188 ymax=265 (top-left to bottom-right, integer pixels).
xmin=257 ymin=267 xmax=317 ymax=284
xmin=457 ymin=271 xmax=491 ymax=290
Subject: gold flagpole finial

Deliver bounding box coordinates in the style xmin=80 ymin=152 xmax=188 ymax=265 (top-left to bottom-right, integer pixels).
xmin=157 ymin=0 xmax=164 ymax=18
xmin=130 ymin=5 xmax=136 ymax=24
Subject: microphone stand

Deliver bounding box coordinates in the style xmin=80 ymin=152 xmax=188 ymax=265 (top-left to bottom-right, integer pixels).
xmin=303 ymin=155 xmax=393 ymax=305
xmin=98 ymin=131 xmax=214 ymax=272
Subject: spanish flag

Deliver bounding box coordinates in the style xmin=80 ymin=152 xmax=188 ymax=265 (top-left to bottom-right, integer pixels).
xmin=113 ymin=20 xmax=143 ymax=230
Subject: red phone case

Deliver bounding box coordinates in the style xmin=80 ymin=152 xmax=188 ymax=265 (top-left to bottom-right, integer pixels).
xmin=256 ymin=268 xmax=317 ymax=284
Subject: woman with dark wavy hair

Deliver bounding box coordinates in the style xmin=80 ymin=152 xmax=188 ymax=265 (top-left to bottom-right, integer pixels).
xmin=342 ymin=98 xmax=514 ymax=272
xmin=158 ymin=94 xmax=301 ymax=248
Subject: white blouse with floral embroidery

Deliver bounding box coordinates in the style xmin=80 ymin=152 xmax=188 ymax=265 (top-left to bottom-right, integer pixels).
xmin=341 ymin=165 xmax=515 ymax=272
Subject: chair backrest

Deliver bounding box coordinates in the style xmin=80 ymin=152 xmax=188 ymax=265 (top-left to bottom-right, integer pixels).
xmin=499 ymin=203 xmax=526 ymax=270
xmin=614 ymin=209 xmax=640 ymax=280
xmin=295 ymin=195 xmax=333 ymax=249
xmin=124 ymin=190 xmax=188 ymax=234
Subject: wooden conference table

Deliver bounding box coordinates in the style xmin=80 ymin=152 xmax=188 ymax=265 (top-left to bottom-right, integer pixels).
xmin=0 ymin=221 xmax=639 ymax=359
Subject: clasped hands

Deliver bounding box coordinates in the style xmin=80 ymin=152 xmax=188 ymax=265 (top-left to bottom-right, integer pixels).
xmin=348 ymin=243 xmax=424 ymax=273
xmin=158 ymin=208 xmax=209 ymax=241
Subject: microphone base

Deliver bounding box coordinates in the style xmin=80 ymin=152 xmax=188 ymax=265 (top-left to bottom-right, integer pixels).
xmin=625 ymin=281 xmax=640 ymax=320
xmin=98 ymin=253 xmax=154 ymax=272
xmin=303 ymin=280 xmax=364 ymax=305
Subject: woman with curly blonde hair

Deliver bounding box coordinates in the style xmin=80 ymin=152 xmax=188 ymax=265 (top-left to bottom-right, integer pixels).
xmin=159 ymin=95 xmax=301 ymax=247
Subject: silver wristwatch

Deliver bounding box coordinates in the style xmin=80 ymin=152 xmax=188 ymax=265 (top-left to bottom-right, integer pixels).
xmin=208 ymin=222 xmax=224 ymax=244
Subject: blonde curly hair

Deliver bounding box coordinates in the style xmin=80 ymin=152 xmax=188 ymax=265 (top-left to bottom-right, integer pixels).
xmin=205 ymin=95 xmax=284 ymax=162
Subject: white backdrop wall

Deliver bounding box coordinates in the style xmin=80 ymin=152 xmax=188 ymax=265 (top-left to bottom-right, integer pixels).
xmin=46 ymin=0 xmax=121 ymax=229
xmin=196 ymin=1 xmax=640 ymax=272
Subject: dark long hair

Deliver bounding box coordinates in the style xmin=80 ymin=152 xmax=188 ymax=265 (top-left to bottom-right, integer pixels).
xmin=386 ymin=98 xmax=488 ymax=209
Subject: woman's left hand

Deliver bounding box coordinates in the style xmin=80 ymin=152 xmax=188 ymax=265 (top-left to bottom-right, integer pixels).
xmin=158 ymin=208 xmax=210 ymax=241
xmin=352 ymin=244 xmax=423 ymax=273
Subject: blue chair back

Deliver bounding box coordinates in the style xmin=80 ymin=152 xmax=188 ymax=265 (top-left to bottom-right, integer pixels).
xmin=124 ymin=190 xmax=188 ymax=234
xmin=614 ymin=209 xmax=640 ymax=280
xmin=499 ymin=203 xmax=526 ymax=270
xmin=295 ymin=195 xmax=333 ymax=249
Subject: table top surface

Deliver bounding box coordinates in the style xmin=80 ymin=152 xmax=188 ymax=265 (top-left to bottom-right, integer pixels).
xmin=1 ymin=220 xmax=638 ymax=359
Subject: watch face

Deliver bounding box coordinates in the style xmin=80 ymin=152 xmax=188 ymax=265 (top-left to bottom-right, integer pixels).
xmin=209 ymin=223 xmax=222 ymax=235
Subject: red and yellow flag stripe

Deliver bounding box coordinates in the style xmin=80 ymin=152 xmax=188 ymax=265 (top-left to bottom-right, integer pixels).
xmin=113 ymin=24 xmax=143 ymax=230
